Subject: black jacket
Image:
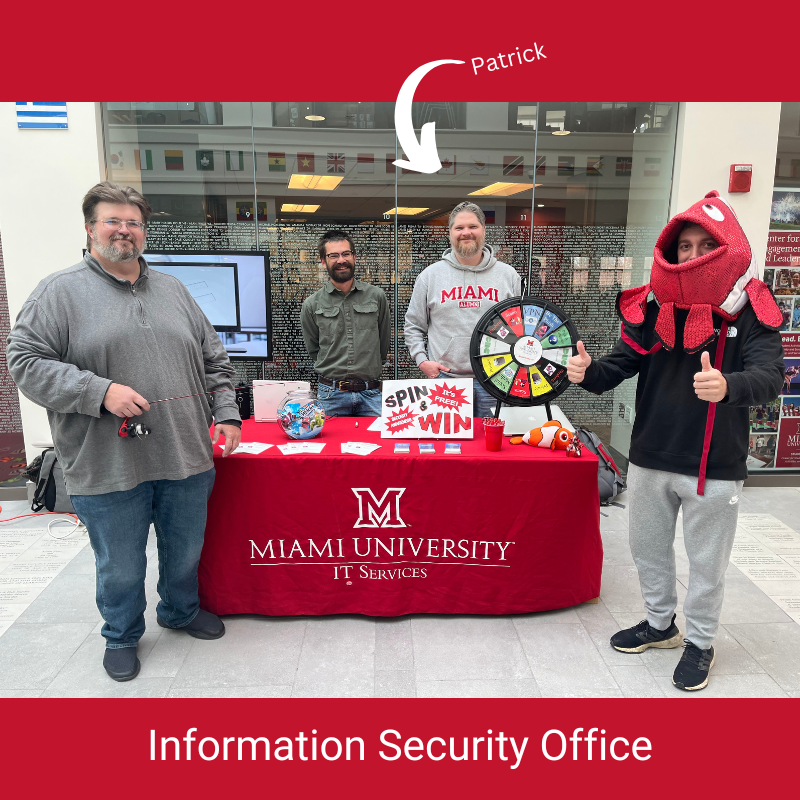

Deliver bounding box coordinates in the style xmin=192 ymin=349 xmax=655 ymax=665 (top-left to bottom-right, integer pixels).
xmin=580 ymin=301 xmax=785 ymax=481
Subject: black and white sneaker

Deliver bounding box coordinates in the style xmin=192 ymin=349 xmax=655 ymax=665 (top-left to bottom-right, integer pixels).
xmin=610 ymin=614 xmax=682 ymax=653
xmin=673 ymin=640 xmax=715 ymax=691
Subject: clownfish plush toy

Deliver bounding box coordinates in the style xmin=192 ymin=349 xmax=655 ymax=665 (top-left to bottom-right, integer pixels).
xmin=510 ymin=420 xmax=574 ymax=450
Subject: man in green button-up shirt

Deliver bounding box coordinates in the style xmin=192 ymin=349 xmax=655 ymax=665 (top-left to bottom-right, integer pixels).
xmin=301 ymin=230 xmax=390 ymax=417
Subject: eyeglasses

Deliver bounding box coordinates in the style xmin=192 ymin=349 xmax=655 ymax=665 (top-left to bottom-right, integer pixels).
xmin=93 ymin=219 xmax=146 ymax=232
xmin=325 ymin=251 xmax=354 ymax=261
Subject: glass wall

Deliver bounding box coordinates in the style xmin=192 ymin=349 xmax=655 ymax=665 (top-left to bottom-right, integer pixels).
xmin=102 ymin=101 xmax=678 ymax=461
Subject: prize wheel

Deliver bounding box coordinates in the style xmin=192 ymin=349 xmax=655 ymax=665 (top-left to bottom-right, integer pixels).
xmin=469 ymin=296 xmax=579 ymax=408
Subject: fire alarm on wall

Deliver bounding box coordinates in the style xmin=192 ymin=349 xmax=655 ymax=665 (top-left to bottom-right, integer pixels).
xmin=729 ymin=164 xmax=752 ymax=193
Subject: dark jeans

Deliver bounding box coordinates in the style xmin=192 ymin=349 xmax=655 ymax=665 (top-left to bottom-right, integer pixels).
xmin=70 ymin=468 xmax=215 ymax=649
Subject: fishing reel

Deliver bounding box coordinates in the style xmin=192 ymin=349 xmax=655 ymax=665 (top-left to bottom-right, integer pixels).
xmin=118 ymin=417 xmax=151 ymax=439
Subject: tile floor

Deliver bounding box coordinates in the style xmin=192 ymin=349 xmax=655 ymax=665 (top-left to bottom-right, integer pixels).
xmin=1 ymin=487 xmax=799 ymax=698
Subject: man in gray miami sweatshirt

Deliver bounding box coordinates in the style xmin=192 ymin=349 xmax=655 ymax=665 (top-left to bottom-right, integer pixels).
xmin=7 ymin=182 xmax=241 ymax=682
xmin=404 ymin=201 xmax=520 ymax=417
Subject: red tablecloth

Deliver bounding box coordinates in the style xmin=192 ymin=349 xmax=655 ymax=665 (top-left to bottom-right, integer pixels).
xmin=199 ymin=418 xmax=602 ymax=616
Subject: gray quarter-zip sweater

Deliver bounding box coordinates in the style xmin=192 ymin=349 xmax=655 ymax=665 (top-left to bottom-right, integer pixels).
xmin=6 ymin=254 xmax=240 ymax=495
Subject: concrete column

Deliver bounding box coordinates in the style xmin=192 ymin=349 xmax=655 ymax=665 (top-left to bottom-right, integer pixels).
xmin=0 ymin=102 xmax=105 ymax=456
xmin=671 ymin=102 xmax=781 ymax=274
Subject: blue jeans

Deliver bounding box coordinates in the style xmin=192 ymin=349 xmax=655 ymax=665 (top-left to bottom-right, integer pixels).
xmin=438 ymin=372 xmax=501 ymax=418
xmin=70 ymin=468 xmax=216 ymax=649
xmin=317 ymin=383 xmax=382 ymax=417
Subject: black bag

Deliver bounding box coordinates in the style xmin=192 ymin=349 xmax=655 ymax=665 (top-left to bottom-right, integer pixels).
xmin=30 ymin=449 xmax=75 ymax=514
xmin=573 ymin=427 xmax=627 ymax=505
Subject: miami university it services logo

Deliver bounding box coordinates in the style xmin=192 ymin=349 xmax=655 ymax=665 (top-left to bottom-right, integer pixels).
xmin=352 ymin=488 xmax=407 ymax=528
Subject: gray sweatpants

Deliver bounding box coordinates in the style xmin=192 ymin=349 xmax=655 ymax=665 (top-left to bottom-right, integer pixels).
xmin=627 ymin=464 xmax=743 ymax=649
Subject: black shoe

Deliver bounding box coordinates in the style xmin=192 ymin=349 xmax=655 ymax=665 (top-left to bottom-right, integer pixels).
xmin=610 ymin=614 xmax=682 ymax=653
xmin=103 ymin=647 xmax=140 ymax=682
xmin=673 ymin=640 xmax=715 ymax=691
xmin=157 ymin=608 xmax=225 ymax=640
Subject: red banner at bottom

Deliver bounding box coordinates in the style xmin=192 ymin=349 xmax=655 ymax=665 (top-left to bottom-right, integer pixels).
xmin=1 ymin=698 xmax=793 ymax=797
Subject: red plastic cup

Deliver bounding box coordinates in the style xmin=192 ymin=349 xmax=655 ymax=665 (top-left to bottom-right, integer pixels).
xmin=483 ymin=418 xmax=505 ymax=451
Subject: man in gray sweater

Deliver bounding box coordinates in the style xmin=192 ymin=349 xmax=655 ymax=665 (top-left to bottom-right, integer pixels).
xmin=7 ymin=182 xmax=241 ymax=682
xmin=404 ymin=202 xmax=521 ymax=417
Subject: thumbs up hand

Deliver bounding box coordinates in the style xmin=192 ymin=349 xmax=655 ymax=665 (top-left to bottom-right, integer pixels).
xmin=693 ymin=350 xmax=728 ymax=402
xmin=567 ymin=340 xmax=592 ymax=384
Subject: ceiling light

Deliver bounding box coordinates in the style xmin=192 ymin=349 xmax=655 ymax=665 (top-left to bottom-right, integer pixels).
xmin=468 ymin=182 xmax=532 ymax=197
xmin=537 ymin=204 xmax=544 ymax=207
xmin=552 ymin=130 xmax=571 ymax=136
xmin=305 ymin=115 xmax=325 ymax=121
xmin=288 ymin=174 xmax=343 ymax=190
xmin=281 ymin=204 xmax=320 ymax=213
xmin=384 ymin=207 xmax=429 ymax=216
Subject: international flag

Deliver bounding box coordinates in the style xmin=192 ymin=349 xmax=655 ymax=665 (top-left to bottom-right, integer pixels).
xmin=134 ymin=149 xmax=152 ymax=170
xmin=236 ymin=202 xmax=254 ymax=221
xmin=15 ymin=102 xmax=67 ymax=129
xmin=357 ymin=153 xmax=374 ymax=173
xmin=469 ymin=153 xmax=489 ymax=175
xmin=165 ymin=150 xmax=184 ymax=171
xmin=616 ymin=157 xmax=632 ymax=177
xmin=586 ymin=156 xmax=603 ymax=176
xmin=109 ymin=150 xmax=124 ymax=169
xmin=267 ymin=152 xmax=285 ymax=172
xmin=536 ymin=155 xmax=546 ymax=175
xmin=297 ymin=153 xmax=315 ymax=172
xmin=327 ymin=153 xmax=345 ymax=173
xmin=644 ymin=157 xmax=661 ymax=177
xmin=558 ymin=156 xmax=575 ymax=176
xmin=438 ymin=155 xmax=456 ymax=175
xmin=196 ymin=150 xmax=215 ymax=170
xmin=386 ymin=154 xmax=396 ymax=173
xmin=503 ymin=155 xmax=524 ymax=176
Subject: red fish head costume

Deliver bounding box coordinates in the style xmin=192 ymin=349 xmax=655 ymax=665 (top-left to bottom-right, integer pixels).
xmin=617 ymin=191 xmax=782 ymax=353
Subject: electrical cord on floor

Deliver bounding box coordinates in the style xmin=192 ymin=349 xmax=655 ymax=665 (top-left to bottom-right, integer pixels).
xmin=0 ymin=509 xmax=87 ymax=539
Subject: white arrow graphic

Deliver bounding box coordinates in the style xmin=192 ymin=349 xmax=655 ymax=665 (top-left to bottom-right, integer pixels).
xmin=393 ymin=59 xmax=465 ymax=174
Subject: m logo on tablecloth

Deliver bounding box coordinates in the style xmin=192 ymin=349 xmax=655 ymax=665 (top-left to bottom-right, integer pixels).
xmin=352 ymin=488 xmax=407 ymax=528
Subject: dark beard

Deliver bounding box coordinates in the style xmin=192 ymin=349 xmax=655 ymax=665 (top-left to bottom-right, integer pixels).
xmin=326 ymin=263 xmax=355 ymax=284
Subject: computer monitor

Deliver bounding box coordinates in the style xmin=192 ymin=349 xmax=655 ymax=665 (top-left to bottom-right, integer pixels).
xmin=147 ymin=261 xmax=240 ymax=332
xmin=145 ymin=250 xmax=272 ymax=360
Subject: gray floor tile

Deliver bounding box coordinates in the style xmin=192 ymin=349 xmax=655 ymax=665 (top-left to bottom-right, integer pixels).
xmin=15 ymin=573 xmax=100 ymax=625
xmin=575 ymin=601 xmax=644 ymax=667
xmin=60 ymin=546 xmax=96 ymax=576
xmin=600 ymin=566 xmax=687 ymax=613
xmin=512 ymin=607 xmax=580 ymax=625
xmin=43 ymin=631 xmax=162 ymax=696
xmin=541 ymin=687 xmax=625 ymax=698
xmin=375 ymin=670 xmax=416 ymax=698
xmin=726 ymin=622 xmax=800 ymax=691
xmin=718 ymin=577 xmax=794 ymax=625
xmin=292 ymin=616 xmax=375 ymax=698
xmin=138 ymin=630 xmax=195 ymax=678
xmin=599 ymin=502 xmax=629 ymax=531
xmin=514 ymin=622 xmax=618 ymax=695
xmin=416 ymin=678 xmax=540 ymax=698
xmin=172 ymin=617 xmax=307 ymax=688
xmin=752 ymin=579 xmax=800 ymax=597
xmin=412 ymin=617 xmax=531 ymax=682
xmin=600 ymin=530 xmax=634 ymax=566
xmin=375 ymin=617 xmax=414 ymax=671
xmin=653 ymin=673 xmax=787 ymax=697
xmin=0 ymin=623 xmax=95 ymax=690
xmin=0 ymin=690 xmax=43 ymax=697
xmin=786 ymin=691 xmax=800 ymax=698
xmin=610 ymin=665 xmax=666 ymax=697
xmin=167 ymin=685 xmax=293 ymax=698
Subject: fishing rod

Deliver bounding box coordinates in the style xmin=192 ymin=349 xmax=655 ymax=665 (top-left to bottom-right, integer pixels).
xmin=117 ymin=388 xmax=237 ymax=439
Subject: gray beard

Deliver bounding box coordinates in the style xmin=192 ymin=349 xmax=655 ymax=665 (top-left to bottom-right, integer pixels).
xmin=453 ymin=238 xmax=483 ymax=260
xmin=93 ymin=235 xmax=143 ymax=263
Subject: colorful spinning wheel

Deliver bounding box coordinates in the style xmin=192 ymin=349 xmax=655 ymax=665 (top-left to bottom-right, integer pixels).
xmin=469 ymin=296 xmax=579 ymax=408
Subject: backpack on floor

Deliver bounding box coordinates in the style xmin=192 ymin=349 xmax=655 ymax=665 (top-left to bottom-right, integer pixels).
xmin=30 ymin=448 xmax=75 ymax=514
xmin=573 ymin=427 xmax=626 ymax=505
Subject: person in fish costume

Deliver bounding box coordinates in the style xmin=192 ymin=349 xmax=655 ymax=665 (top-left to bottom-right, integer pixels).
xmin=567 ymin=191 xmax=785 ymax=691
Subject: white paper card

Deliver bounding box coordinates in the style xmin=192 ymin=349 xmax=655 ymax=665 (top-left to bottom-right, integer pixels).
xmin=221 ymin=442 xmax=273 ymax=455
xmin=277 ymin=442 xmax=326 ymax=455
xmin=341 ymin=442 xmax=381 ymax=455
